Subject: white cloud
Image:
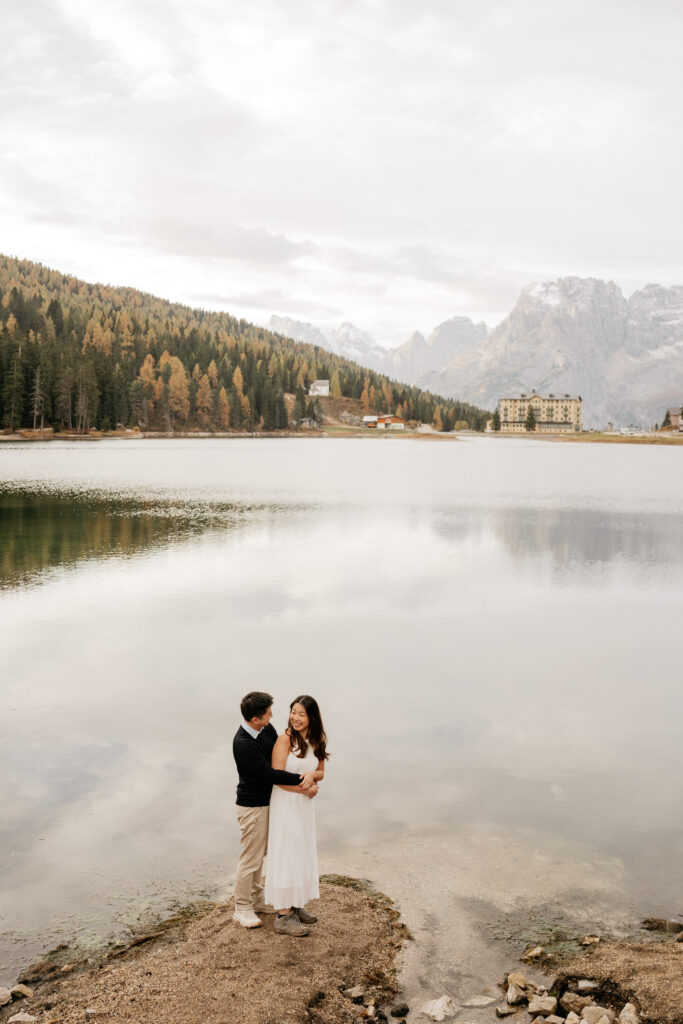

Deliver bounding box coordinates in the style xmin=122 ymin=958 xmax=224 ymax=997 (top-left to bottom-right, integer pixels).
xmin=1 ymin=0 xmax=682 ymax=343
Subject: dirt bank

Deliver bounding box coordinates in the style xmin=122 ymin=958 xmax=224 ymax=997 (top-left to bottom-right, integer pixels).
xmin=4 ymin=880 xmax=406 ymax=1024
xmin=557 ymin=939 xmax=683 ymax=1024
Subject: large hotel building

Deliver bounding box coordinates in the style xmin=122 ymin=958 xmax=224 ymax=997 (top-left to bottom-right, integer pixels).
xmin=498 ymin=391 xmax=582 ymax=433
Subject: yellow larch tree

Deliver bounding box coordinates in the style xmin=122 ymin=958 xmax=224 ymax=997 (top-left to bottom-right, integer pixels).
xmin=196 ymin=374 xmax=213 ymax=426
xmin=168 ymin=360 xmax=190 ymax=422
xmin=361 ymin=379 xmax=370 ymax=414
xmin=217 ymin=387 xmax=230 ymax=429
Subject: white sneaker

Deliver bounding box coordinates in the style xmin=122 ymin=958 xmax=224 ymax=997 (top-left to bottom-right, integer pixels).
xmin=232 ymin=909 xmax=263 ymax=928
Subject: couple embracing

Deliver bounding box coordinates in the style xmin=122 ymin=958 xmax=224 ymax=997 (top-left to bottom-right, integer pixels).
xmin=232 ymin=691 xmax=328 ymax=937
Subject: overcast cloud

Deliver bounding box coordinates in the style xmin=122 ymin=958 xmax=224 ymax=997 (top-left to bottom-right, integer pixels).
xmin=1 ymin=0 xmax=682 ymax=345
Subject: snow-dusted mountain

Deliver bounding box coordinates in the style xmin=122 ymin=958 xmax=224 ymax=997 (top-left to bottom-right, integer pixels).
xmin=330 ymin=321 xmax=387 ymax=370
xmin=270 ymin=279 xmax=683 ymax=427
xmin=387 ymin=317 xmax=488 ymax=381
xmin=420 ymin=278 xmax=683 ymax=427
xmin=267 ymin=313 xmax=488 ymax=381
xmin=266 ymin=315 xmax=386 ymax=371
xmin=268 ymin=315 xmax=331 ymax=353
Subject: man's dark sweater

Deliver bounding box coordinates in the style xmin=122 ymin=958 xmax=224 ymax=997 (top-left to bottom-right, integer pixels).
xmin=233 ymin=722 xmax=302 ymax=806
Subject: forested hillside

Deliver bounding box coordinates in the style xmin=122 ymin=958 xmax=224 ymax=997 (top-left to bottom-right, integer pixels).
xmin=0 ymin=256 xmax=489 ymax=433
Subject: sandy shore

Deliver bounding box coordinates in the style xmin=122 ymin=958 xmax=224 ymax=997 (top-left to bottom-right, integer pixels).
xmin=2 ymin=881 xmax=406 ymax=1024
xmin=3 ymin=872 xmax=682 ymax=1024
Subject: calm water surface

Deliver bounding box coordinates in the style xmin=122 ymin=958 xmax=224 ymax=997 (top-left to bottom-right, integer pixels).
xmin=1 ymin=437 xmax=682 ymax=986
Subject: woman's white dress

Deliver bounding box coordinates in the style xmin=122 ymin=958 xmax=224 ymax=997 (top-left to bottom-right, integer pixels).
xmin=265 ymin=747 xmax=320 ymax=909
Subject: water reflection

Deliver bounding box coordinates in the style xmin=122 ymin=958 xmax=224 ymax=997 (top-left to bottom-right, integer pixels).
xmin=1 ymin=441 xmax=682 ymax=985
xmin=486 ymin=507 xmax=683 ymax=574
xmin=0 ymin=490 xmax=265 ymax=589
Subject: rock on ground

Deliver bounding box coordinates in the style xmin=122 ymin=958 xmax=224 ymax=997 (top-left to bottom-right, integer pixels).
xmin=419 ymin=994 xmax=458 ymax=1020
xmin=9 ymin=988 xmax=33 ymax=1000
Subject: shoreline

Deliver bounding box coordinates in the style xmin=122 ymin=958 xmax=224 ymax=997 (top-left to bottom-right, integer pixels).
xmin=3 ymin=882 xmax=682 ymax=1024
xmin=2 ymin=428 xmax=682 ymax=445
xmin=1 ymin=879 xmax=407 ymax=1024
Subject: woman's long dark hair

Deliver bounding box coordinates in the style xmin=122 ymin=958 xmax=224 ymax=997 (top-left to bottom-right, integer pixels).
xmin=289 ymin=695 xmax=329 ymax=761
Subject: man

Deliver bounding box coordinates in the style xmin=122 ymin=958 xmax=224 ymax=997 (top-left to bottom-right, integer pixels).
xmin=232 ymin=691 xmax=318 ymax=931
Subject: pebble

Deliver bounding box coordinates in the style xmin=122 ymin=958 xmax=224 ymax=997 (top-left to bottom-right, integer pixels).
xmin=560 ymin=992 xmax=594 ymax=1014
xmin=506 ymin=984 xmax=527 ymax=1006
xmin=0 ymin=989 xmax=13 ymax=1007
xmin=10 ymin=987 xmax=33 ymax=1000
xmin=578 ymin=981 xmax=600 ymax=994
xmin=507 ymin=971 xmax=527 ymax=989
xmin=8 ymin=1014 xmax=37 ymax=1024
xmin=344 ymin=986 xmax=366 ymax=1003
xmin=419 ymin=995 xmax=458 ymax=1021
xmin=522 ymin=946 xmax=546 ymax=962
xmin=618 ymin=1005 xmax=639 ymax=1024
xmin=390 ymin=1004 xmax=409 ymax=1017
xmin=581 ymin=1007 xmax=615 ymax=1024
xmin=61 ymin=964 xmax=75 ymax=974
xmin=461 ymin=995 xmax=497 ymax=1007
xmin=495 ymin=1003 xmax=517 ymax=1018
xmin=566 ymin=1014 xmax=581 ymax=1024
xmin=581 ymin=935 xmax=600 ymax=946
xmin=528 ymin=994 xmax=557 ymax=1016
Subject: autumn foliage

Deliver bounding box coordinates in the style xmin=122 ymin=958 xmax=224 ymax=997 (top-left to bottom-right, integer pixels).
xmin=0 ymin=256 xmax=489 ymax=433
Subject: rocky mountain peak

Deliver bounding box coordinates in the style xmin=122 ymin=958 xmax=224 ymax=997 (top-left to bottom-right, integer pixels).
xmin=270 ymin=275 xmax=683 ymax=427
xmin=267 ymin=315 xmax=331 ymax=352
xmin=521 ymin=276 xmax=625 ymax=310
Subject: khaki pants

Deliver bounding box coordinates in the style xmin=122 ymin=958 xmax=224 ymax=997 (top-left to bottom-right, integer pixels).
xmin=233 ymin=805 xmax=269 ymax=912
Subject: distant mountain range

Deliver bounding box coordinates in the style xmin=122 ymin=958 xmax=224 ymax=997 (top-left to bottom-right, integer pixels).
xmin=270 ymin=278 xmax=683 ymax=427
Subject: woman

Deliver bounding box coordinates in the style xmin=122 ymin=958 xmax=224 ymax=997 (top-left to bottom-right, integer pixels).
xmin=265 ymin=695 xmax=328 ymax=937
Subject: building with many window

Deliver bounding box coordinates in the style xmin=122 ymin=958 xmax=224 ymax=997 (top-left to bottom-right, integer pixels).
xmin=498 ymin=391 xmax=582 ymax=433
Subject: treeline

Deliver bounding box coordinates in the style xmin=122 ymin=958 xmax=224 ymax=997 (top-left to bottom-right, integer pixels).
xmin=0 ymin=255 xmax=490 ymax=433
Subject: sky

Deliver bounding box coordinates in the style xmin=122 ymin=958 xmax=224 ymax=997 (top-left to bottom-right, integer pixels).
xmin=2 ymin=0 xmax=683 ymax=348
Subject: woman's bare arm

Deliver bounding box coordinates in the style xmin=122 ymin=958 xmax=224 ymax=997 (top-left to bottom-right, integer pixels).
xmin=272 ymin=734 xmax=314 ymax=795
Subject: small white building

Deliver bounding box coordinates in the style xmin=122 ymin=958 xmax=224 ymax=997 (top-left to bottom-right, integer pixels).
xmin=308 ymin=380 xmax=330 ymax=397
xmin=363 ymin=415 xmax=378 ymax=428
xmin=377 ymin=415 xmax=405 ymax=430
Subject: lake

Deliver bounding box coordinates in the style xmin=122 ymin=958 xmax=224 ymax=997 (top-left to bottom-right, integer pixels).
xmin=1 ymin=437 xmax=682 ymax=1000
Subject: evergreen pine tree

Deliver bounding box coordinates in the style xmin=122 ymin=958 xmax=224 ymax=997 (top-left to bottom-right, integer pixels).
xmin=293 ymin=385 xmax=306 ymax=423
